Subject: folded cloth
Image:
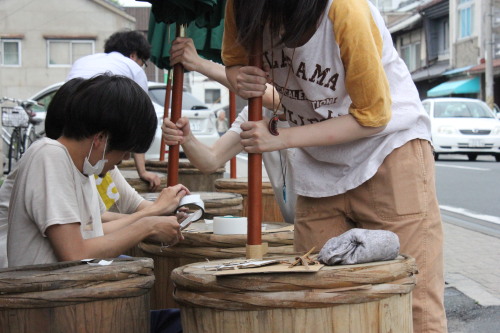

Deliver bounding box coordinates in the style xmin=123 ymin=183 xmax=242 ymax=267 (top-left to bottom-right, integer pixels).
xmin=318 ymin=228 xmax=400 ymax=265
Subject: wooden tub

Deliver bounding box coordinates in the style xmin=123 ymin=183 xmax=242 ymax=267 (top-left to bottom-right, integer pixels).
xmin=172 ymin=255 xmax=417 ymax=333
xmin=0 ymin=257 xmax=154 ymax=333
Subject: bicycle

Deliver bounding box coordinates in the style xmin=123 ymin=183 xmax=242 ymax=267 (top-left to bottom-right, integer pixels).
xmin=1 ymin=97 xmax=45 ymax=174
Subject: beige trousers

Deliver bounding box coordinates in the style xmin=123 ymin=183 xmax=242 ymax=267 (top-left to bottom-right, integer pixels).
xmin=295 ymin=139 xmax=447 ymax=333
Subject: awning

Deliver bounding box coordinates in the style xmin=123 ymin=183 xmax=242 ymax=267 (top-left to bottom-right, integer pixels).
xmin=388 ymin=13 xmax=422 ymax=33
xmin=442 ymin=65 xmax=474 ymax=76
xmin=427 ymin=77 xmax=481 ymax=97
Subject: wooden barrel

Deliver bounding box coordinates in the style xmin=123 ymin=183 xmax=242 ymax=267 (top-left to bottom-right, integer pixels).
xmin=142 ymin=191 xmax=244 ymax=218
xmin=172 ymin=255 xmax=417 ymax=333
xmin=0 ymin=257 xmax=154 ymax=333
xmin=119 ymin=159 xmax=225 ymax=192
xmin=214 ymin=177 xmax=284 ymax=222
xmin=138 ymin=222 xmax=295 ymax=310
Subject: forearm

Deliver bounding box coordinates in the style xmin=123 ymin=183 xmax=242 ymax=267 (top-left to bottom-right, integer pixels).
xmin=47 ymin=221 xmax=155 ymax=261
xmin=280 ymin=114 xmax=386 ymax=149
xmin=182 ymin=131 xmax=243 ymax=173
xmin=133 ymin=153 xmax=147 ymax=175
xmin=101 ymin=211 xmax=128 ymax=223
xmin=101 ymin=208 xmax=156 ymax=234
xmin=197 ymin=58 xmax=232 ymax=90
xmin=84 ymin=220 xmax=155 ymax=258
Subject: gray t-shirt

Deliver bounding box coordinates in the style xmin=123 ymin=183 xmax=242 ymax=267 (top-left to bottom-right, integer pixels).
xmin=7 ymin=138 xmax=104 ymax=267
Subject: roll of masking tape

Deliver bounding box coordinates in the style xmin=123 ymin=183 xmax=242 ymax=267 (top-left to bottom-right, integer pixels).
xmin=213 ymin=216 xmax=248 ymax=235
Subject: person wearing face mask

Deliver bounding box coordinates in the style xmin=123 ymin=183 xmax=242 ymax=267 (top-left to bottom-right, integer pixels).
xmin=66 ymin=29 xmax=161 ymax=192
xmin=5 ymin=75 xmax=188 ymax=268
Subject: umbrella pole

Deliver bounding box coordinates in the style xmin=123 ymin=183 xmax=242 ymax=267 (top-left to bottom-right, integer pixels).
xmin=246 ymin=34 xmax=267 ymax=260
xmin=167 ymin=24 xmax=186 ymax=186
xmin=229 ymin=91 xmax=237 ymax=178
xmin=160 ymin=69 xmax=172 ymax=162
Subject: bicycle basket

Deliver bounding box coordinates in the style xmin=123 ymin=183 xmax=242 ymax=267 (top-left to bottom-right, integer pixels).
xmin=2 ymin=106 xmax=29 ymax=127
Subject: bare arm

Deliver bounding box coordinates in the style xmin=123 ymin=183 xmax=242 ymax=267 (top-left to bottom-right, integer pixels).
xmin=101 ymin=184 xmax=189 ymax=234
xmin=46 ymin=216 xmax=183 ymax=261
xmin=162 ymin=117 xmax=243 ymax=173
xmin=133 ymin=153 xmax=161 ymax=191
xmin=240 ymin=114 xmax=386 ymax=153
xmin=171 ymin=37 xmax=277 ymax=109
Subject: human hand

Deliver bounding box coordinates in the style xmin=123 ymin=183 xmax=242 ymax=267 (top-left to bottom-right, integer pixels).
xmin=162 ymin=117 xmax=192 ymax=145
xmin=149 ymin=184 xmax=190 ymax=215
xmin=139 ymin=170 xmax=161 ymax=192
xmin=240 ymin=118 xmax=287 ymax=153
xmin=146 ymin=216 xmax=185 ymax=246
xmin=228 ymin=65 xmax=270 ymax=100
xmin=170 ymin=37 xmax=200 ymax=72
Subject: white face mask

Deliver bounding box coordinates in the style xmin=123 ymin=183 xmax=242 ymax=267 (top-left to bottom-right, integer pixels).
xmin=83 ymin=137 xmax=108 ymax=176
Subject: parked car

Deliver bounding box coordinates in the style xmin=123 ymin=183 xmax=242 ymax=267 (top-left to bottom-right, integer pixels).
xmin=26 ymin=81 xmax=219 ymax=160
xmin=421 ymin=97 xmax=500 ymax=161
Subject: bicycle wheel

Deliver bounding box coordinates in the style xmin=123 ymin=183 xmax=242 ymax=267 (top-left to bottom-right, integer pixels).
xmin=8 ymin=128 xmax=22 ymax=173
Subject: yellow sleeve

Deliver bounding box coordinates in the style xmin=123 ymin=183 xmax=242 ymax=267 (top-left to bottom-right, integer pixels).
xmin=329 ymin=0 xmax=391 ymax=127
xmin=222 ymin=0 xmax=249 ymax=67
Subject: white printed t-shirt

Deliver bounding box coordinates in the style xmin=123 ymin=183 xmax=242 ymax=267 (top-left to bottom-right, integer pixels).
xmin=66 ymin=52 xmax=148 ymax=92
xmin=107 ymin=166 xmax=144 ymax=214
xmin=223 ymin=0 xmax=431 ymax=197
xmin=7 ymin=138 xmax=104 ymax=267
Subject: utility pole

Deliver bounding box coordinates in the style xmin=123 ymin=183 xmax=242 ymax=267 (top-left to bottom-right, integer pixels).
xmin=485 ymin=0 xmax=494 ymax=109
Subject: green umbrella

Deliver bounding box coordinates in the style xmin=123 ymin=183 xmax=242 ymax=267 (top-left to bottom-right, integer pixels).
xmin=140 ymin=0 xmax=219 ymax=26
xmin=139 ymin=0 xmax=225 ymax=185
xmin=148 ymin=10 xmax=224 ymax=69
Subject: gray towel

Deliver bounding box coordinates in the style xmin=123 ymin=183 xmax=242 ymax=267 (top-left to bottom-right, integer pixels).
xmin=318 ymin=228 xmax=400 ymax=265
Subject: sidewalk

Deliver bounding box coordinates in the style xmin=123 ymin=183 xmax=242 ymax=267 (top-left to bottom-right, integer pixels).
xmin=443 ymin=220 xmax=500 ymax=306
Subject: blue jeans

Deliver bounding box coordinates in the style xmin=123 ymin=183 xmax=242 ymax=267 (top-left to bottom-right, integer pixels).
xmin=150 ymin=309 xmax=182 ymax=333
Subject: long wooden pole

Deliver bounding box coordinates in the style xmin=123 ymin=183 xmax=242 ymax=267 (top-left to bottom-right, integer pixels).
xmin=229 ymin=91 xmax=237 ymax=178
xmin=167 ymin=24 xmax=185 ymax=186
xmin=159 ymin=69 xmax=172 ymax=161
xmin=246 ymin=35 xmax=266 ymax=259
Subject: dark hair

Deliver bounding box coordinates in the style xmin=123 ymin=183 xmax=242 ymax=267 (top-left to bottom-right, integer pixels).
xmin=233 ymin=0 xmax=327 ymax=51
xmin=61 ymin=74 xmax=157 ymax=154
xmin=45 ymin=78 xmax=85 ymax=140
xmin=104 ymin=30 xmax=151 ymax=62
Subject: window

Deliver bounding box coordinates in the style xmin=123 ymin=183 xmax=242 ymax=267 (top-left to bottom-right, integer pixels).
xmin=400 ymin=31 xmax=421 ymax=72
xmin=47 ymin=40 xmax=94 ymax=67
xmin=437 ymin=19 xmax=449 ymax=56
xmin=205 ymin=89 xmax=221 ymax=104
xmin=1 ymin=40 xmax=21 ymax=66
xmin=458 ymin=0 xmax=474 ymax=39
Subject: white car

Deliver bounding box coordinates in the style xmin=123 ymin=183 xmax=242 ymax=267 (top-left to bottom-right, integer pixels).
xmin=26 ymin=81 xmax=219 ymax=160
xmin=421 ymin=97 xmax=500 ymax=161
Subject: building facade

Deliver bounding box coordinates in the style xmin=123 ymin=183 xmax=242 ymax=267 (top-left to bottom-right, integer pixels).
xmin=0 ymin=0 xmax=136 ymax=99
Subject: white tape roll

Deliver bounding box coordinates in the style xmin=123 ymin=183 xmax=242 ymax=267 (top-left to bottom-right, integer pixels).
xmin=213 ymin=216 xmax=248 ymax=235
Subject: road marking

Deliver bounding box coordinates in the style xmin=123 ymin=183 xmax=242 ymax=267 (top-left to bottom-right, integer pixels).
xmin=440 ymin=205 xmax=500 ymax=225
xmin=435 ymin=163 xmax=490 ymax=171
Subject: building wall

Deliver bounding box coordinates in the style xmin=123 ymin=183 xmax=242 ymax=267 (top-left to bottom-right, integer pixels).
xmin=449 ymin=0 xmax=483 ymax=68
xmin=0 ymin=0 xmax=135 ymax=99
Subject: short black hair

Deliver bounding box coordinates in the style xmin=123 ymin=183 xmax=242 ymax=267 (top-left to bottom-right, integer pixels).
xmin=45 ymin=78 xmax=85 ymax=140
xmin=61 ymin=74 xmax=157 ymax=153
xmin=104 ymin=30 xmax=151 ymax=62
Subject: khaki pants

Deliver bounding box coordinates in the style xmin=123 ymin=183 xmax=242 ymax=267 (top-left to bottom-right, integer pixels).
xmin=295 ymin=139 xmax=447 ymax=333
